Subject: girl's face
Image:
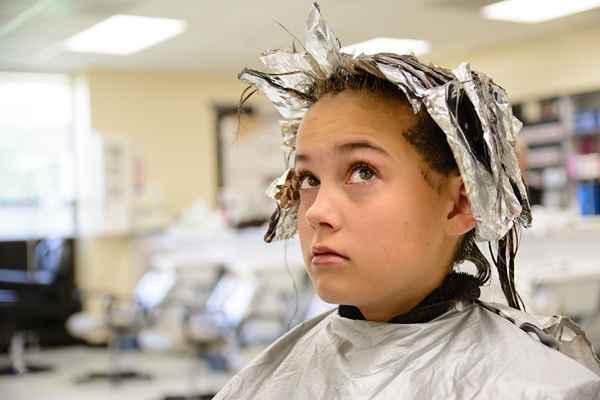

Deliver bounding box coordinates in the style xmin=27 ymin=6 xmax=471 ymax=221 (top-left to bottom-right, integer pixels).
xmin=295 ymin=89 xmax=471 ymax=321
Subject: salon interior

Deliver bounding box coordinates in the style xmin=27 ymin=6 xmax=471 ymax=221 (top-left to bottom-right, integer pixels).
xmin=1 ymin=0 xmax=600 ymax=398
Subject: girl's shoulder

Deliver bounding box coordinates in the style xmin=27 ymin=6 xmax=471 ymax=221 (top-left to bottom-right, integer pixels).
xmin=469 ymin=300 xmax=600 ymax=379
xmin=214 ymin=303 xmax=600 ymax=399
xmin=212 ymin=308 xmax=337 ymax=399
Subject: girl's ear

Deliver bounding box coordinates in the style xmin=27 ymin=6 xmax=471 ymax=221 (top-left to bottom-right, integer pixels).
xmin=444 ymin=173 xmax=476 ymax=237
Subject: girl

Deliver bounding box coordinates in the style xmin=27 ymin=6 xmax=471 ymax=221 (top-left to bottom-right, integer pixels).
xmin=213 ymin=3 xmax=600 ymax=399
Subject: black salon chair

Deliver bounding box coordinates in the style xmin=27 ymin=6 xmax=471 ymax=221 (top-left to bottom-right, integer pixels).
xmin=0 ymin=237 xmax=80 ymax=375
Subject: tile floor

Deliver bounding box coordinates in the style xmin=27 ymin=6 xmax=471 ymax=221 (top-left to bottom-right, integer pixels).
xmin=0 ymin=346 xmax=261 ymax=400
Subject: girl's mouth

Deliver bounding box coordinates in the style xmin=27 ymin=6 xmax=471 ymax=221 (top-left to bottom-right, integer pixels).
xmin=311 ymin=245 xmax=349 ymax=266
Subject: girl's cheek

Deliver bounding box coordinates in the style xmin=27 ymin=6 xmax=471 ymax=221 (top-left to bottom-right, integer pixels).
xmin=298 ymin=191 xmax=316 ymax=211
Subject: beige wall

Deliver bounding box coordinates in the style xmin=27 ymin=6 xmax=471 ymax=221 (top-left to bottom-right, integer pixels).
xmin=81 ymin=24 xmax=600 ymax=232
xmin=77 ymin=70 xmax=244 ymax=311
xmin=428 ymin=24 xmax=600 ymax=102
xmin=75 ymin=24 xmax=600 ymax=309
xmin=87 ymin=69 xmax=245 ymax=214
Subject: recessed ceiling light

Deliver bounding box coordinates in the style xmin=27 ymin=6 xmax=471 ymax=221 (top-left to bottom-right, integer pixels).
xmin=64 ymin=15 xmax=186 ymax=55
xmin=341 ymin=38 xmax=431 ymax=57
xmin=481 ymin=0 xmax=600 ymax=23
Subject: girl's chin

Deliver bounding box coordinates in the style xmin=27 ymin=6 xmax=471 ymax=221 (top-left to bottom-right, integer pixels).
xmin=312 ymin=280 xmax=353 ymax=305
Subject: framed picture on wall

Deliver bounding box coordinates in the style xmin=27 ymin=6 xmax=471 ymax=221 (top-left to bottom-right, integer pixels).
xmin=214 ymin=105 xmax=285 ymax=228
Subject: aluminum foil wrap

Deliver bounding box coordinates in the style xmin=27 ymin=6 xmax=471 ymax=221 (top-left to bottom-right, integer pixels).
xmin=279 ymin=119 xmax=300 ymax=162
xmin=264 ymin=168 xmax=299 ymax=242
xmin=239 ymin=2 xmax=532 ymax=243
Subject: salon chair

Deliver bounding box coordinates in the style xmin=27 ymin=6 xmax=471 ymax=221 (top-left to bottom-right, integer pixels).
xmin=0 ymin=237 xmax=79 ymax=375
xmin=160 ymin=269 xmax=251 ymax=400
xmin=0 ymin=295 xmax=54 ymax=376
xmin=182 ymin=271 xmax=259 ymax=371
xmin=67 ymin=268 xmax=176 ymax=384
xmin=235 ymin=265 xmax=313 ymax=347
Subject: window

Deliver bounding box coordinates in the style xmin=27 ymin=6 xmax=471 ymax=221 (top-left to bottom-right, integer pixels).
xmin=0 ymin=72 xmax=75 ymax=238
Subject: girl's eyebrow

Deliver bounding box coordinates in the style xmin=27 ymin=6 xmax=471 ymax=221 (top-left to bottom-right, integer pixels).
xmin=295 ymin=139 xmax=392 ymax=164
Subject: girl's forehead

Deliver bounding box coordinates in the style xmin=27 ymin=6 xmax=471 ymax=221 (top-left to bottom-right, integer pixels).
xmin=296 ymin=90 xmax=416 ymax=151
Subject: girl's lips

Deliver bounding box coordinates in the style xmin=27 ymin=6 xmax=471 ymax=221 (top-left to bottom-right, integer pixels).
xmin=311 ymin=252 xmax=348 ymax=266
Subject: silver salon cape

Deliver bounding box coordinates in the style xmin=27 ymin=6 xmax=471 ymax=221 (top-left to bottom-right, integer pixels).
xmin=213 ymin=301 xmax=600 ymax=399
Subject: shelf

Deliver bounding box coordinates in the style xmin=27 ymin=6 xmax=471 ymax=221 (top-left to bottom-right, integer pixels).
xmin=573 ymin=130 xmax=600 ymax=137
xmin=526 ymin=147 xmax=564 ymax=168
xmin=520 ymin=122 xmax=566 ymax=145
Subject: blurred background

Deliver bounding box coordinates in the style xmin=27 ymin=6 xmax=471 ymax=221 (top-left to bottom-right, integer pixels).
xmin=1 ymin=0 xmax=600 ymax=398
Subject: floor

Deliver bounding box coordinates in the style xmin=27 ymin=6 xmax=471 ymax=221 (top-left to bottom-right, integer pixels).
xmin=0 ymin=346 xmax=263 ymax=400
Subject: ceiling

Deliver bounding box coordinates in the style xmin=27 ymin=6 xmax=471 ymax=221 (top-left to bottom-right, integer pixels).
xmin=1 ymin=0 xmax=600 ymax=73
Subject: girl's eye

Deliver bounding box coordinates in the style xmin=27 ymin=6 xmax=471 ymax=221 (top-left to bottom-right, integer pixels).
xmin=298 ymin=173 xmax=320 ymax=190
xmin=348 ymin=163 xmax=377 ymax=184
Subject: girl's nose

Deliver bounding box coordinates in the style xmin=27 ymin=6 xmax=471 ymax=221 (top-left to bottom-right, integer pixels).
xmin=304 ymin=186 xmax=342 ymax=232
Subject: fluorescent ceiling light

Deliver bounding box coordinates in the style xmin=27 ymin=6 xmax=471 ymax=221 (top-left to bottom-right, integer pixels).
xmin=341 ymin=38 xmax=431 ymax=57
xmin=65 ymin=15 xmax=186 ymax=55
xmin=481 ymin=0 xmax=600 ymax=23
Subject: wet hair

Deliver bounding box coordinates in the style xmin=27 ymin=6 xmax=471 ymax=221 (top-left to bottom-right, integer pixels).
xmin=240 ymin=66 xmax=525 ymax=310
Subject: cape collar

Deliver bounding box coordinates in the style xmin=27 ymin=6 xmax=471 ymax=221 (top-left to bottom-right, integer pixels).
xmin=338 ymin=272 xmax=481 ymax=324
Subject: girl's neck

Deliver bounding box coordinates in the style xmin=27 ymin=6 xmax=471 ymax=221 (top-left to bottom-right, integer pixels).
xmin=338 ymin=272 xmax=481 ymax=323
